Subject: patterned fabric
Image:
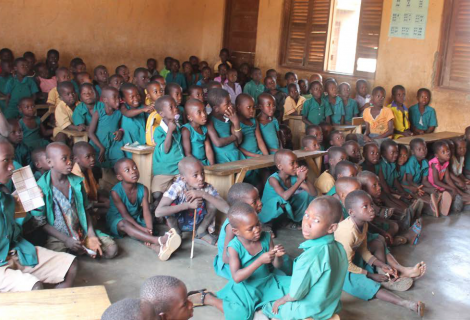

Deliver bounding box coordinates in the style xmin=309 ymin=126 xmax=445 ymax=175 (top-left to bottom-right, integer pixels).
xmin=52 ymin=187 xmax=82 ymax=240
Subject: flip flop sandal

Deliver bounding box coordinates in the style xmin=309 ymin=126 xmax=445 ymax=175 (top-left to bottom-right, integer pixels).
xmin=380 ymin=276 xmax=414 ymax=292
xmin=439 ymin=191 xmax=452 ymax=216
xmin=430 ymin=193 xmax=440 ymax=217
xmin=195 ymin=232 xmax=218 ymax=247
xmin=158 ymin=228 xmax=182 ymax=261
xmin=187 ymin=289 xmax=207 ymax=307
xmin=417 ymin=301 xmax=425 ymax=317
xmin=412 ymin=199 xmax=424 ymax=220
xmin=393 ymin=236 xmax=407 ymax=246
xmin=410 ymin=220 xmax=422 ymax=245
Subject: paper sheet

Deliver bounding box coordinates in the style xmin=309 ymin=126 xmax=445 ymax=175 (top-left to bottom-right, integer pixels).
xmin=12 ymin=165 xmax=45 ymax=212
xmin=388 ymin=0 xmax=429 ymax=39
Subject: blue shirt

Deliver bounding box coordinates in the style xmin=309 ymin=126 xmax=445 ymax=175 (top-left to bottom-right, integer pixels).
xmin=5 ymin=76 xmax=39 ymax=119
xmin=165 ymin=72 xmax=187 ymax=91
xmin=409 ymin=104 xmax=437 ymax=131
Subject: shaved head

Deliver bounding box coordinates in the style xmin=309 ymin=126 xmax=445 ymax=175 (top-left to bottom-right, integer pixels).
xmin=308 ymin=196 xmax=343 ymax=224
xmin=227 ymin=183 xmax=257 ymax=205
xmin=228 ymin=201 xmax=257 ymax=228
xmin=178 ymin=156 xmax=203 ymax=177
xmin=335 ymin=177 xmax=361 ymax=196
xmin=345 ymin=190 xmax=371 ymax=211
xmin=154 ymin=95 xmax=174 ymax=113
xmin=140 ymin=276 xmax=185 ymax=314
xmin=274 ymin=149 xmax=296 ymax=166
xmin=184 ymin=98 xmax=204 ymax=114
xmin=46 ymin=142 xmax=70 ymax=158
xmin=101 ymin=86 xmax=119 ymax=98
xmin=101 ymin=298 xmax=157 ymax=320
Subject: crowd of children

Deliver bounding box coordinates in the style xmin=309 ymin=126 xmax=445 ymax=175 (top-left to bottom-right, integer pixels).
xmin=1 ymin=45 xmax=467 ymax=319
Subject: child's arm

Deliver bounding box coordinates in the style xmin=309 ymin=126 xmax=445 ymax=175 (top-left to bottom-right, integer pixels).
xmin=154 ymin=196 xmax=201 ymax=217
xmin=120 ymin=104 xmax=154 ymax=118
xmin=111 ymin=190 xmax=148 ymax=233
xmin=302 ymin=116 xmax=313 ymax=126
xmin=39 ymin=122 xmax=53 ymax=138
xmin=404 ymin=173 xmax=425 ymax=196
xmin=228 ymin=246 xmax=275 ymax=283
xmin=255 ymin=119 xmax=269 ymax=155
xmin=181 ymin=127 xmax=192 ymax=157
xmin=163 ymin=120 xmax=177 ymax=153
xmin=364 ymin=122 xmax=372 ymax=142
xmin=42 ymin=224 xmax=83 ymax=252
xmin=206 ymin=120 xmax=237 ymax=148
xmin=411 ymin=124 xmax=425 ymax=135
xmin=88 ymin=112 xmax=106 ymax=163
xmin=430 ymin=164 xmax=456 ymax=194
xmin=373 ymin=119 xmax=394 ymax=139
xmin=84 ymin=209 xmax=103 ymax=257
xmin=141 ymin=187 xmax=153 ymax=232
xmin=443 ymin=167 xmax=464 ymax=196
xmin=240 ymin=147 xmax=262 ymax=158
xmin=185 ymin=190 xmax=230 ymax=214
xmin=269 ymin=238 xmax=285 ymax=269
xmin=270 ymin=170 xmax=307 ymax=201
xmin=227 ymin=107 xmax=243 ymax=144
xmin=298 ymin=167 xmax=317 ymax=196
xmin=378 ymin=167 xmax=393 ymax=194
xmin=222 ymin=224 xmax=235 ymax=264
xmin=205 ymin=135 xmax=216 ymax=165
xmin=393 ymin=178 xmax=413 ymax=199
xmin=425 ymin=126 xmax=436 ymax=134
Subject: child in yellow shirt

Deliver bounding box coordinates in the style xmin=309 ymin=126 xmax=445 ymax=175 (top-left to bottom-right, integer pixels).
xmin=145 ymin=81 xmax=164 ymax=146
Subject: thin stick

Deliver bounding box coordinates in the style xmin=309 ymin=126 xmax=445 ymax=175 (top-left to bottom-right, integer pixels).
xmin=190 ymin=208 xmax=197 ymax=259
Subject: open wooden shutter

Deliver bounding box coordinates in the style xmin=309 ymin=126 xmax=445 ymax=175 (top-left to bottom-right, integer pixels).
xmin=440 ymin=0 xmax=470 ymax=90
xmin=305 ymin=0 xmax=331 ymax=70
xmin=354 ymin=0 xmax=383 ymax=76
xmin=283 ymin=0 xmax=310 ymax=66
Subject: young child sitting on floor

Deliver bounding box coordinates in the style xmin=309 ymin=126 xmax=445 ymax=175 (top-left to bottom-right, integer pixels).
xmin=18 ymin=97 xmax=51 ymax=150
xmin=7 ymin=119 xmax=31 ymax=166
xmin=101 ymin=298 xmax=156 ymax=320
xmin=154 ymin=157 xmax=229 ymax=246
xmin=108 ymin=74 xmax=124 ymax=91
xmin=93 ymin=65 xmax=109 ymax=97
xmin=182 ymin=99 xmax=215 ymax=165
xmin=325 ymin=160 xmax=359 ymax=196
xmin=339 ymin=82 xmax=359 ymax=125
xmin=214 ymin=182 xmax=263 ymax=279
xmin=264 ymin=197 xmax=347 ymax=320
xmin=145 ymin=81 xmax=165 ymax=146
xmin=363 ymin=86 xmax=394 ymax=143
xmin=257 ymin=93 xmax=281 ymax=154
xmin=335 ymin=190 xmax=426 ymax=317
xmin=53 ymin=81 xmax=85 ymax=143
xmin=33 ymin=143 xmax=118 ymax=259
xmin=323 ymin=80 xmax=345 ymax=125
xmin=47 ymin=67 xmax=71 ymax=108
xmin=189 ymin=202 xmax=289 ymax=320
xmin=409 ymin=88 xmax=437 ymax=135
xmin=344 ymin=140 xmax=362 ymax=164
xmin=302 ymin=80 xmax=332 ymax=128
xmin=32 ymin=147 xmax=48 ymax=180
xmin=107 ymin=158 xmax=181 ymax=261
xmin=450 ymin=137 xmax=470 ymax=192
xmin=302 ymin=135 xmax=321 ymax=152
xmin=72 ymin=83 xmax=98 ymax=127
xmin=259 ymin=150 xmax=317 ymax=230
xmin=283 ymin=83 xmax=305 ymax=122
xmin=315 ymin=146 xmax=347 ymax=194
xmin=188 ymin=84 xmax=204 ymax=102
xmin=305 ymin=124 xmax=325 ymax=150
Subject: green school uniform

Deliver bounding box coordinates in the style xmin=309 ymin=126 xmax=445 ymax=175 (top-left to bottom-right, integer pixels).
xmin=323 ymin=96 xmax=345 ymax=125
xmin=259 ymin=172 xmax=315 ymax=223
xmin=326 ymin=185 xmax=336 ymax=196
xmin=19 ymin=117 xmax=49 ymax=150
xmin=5 ymin=75 xmax=39 ymax=119
xmin=409 ymin=104 xmax=437 ymax=131
xmin=34 ymin=170 xmax=43 ymax=181
xmin=361 ymin=162 xmax=380 ymax=175
xmin=301 ymin=93 xmax=313 ymax=100
xmin=94 ymin=85 xmax=102 ymax=98
xmin=0 ymin=189 xmax=38 ymax=267
xmin=301 ymin=97 xmax=332 ymax=127
xmin=398 ymin=165 xmax=406 ymax=182
xmin=0 ymin=74 xmax=12 ymax=112
xmin=71 ymin=80 xmax=80 ymax=97
xmin=344 ymin=98 xmax=360 ymax=123
xmin=152 ymin=123 xmax=184 ymax=175
xmin=122 ymin=104 xmax=147 ymax=158
xmin=343 ymin=251 xmax=381 ymax=300
xmin=213 ymin=218 xmax=232 ymax=280
xmin=240 ymin=118 xmax=262 ymax=156
xmin=403 ymin=155 xmax=429 ymax=184
xmin=216 ymin=232 xmax=290 ymax=320
xmin=182 ymin=123 xmax=210 ymax=166
xmin=243 ymin=80 xmax=265 ymax=104
xmin=211 ymin=116 xmax=244 ymax=163
xmin=89 ymin=102 xmax=125 ymax=169
xmin=280 ymin=87 xmax=288 ymax=94
xmin=378 ymin=158 xmax=399 ymax=188
xmin=14 ymin=142 xmax=31 ymax=166
xmin=263 ymin=235 xmax=347 ymax=320
xmin=165 ymin=72 xmax=187 ymax=91
xmin=259 ymin=118 xmax=280 ymax=154
xmin=72 ymin=102 xmax=95 ymax=126
xmin=106 ymin=182 xmax=146 ymax=238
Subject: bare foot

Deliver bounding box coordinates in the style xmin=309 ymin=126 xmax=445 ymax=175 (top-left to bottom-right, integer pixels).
xmin=401 ymin=261 xmax=426 ymax=279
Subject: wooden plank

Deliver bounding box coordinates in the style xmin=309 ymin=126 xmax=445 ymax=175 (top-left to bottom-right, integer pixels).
xmin=0 ymin=285 xmax=111 ymax=320
xmin=121 ymin=146 xmax=155 ymax=195
xmin=287 ymin=115 xmax=304 ymax=149
xmin=395 ymin=131 xmax=463 ymax=145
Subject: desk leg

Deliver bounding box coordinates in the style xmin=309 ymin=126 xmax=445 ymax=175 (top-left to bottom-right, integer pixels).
xmin=205 ymin=173 xmax=235 ymax=230
xmin=72 ymin=134 xmax=88 ymax=144
xmin=305 ymin=156 xmax=322 ymax=178
xmin=132 ymin=152 xmax=153 ymax=198
xmin=353 ymin=125 xmax=362 ymax=134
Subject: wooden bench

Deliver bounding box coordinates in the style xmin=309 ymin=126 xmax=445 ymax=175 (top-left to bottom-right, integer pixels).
xmin=38 ymin=104 xmax=54 ymax=123
xmin=121 ymin=145 xmax=155 ymax=196
xmin=0 ymin=285 xmax=111 ymax=320
xmin=394 ymin=131 xmax=463 ymax=146
xmin=62 ymin=128 xmax=88 ymax=143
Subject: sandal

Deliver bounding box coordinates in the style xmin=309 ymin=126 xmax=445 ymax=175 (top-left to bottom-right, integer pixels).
xmin=195 ymin=231 xmax=218 ymax=247
xmin=158 ymin=228 xmax=182 ymax=261
xmin=439 ymin=191 xmax=452 ymax=216
xmin=416 ymin=301 xmax=425 ymax=317
xmin=392 ymin=236 xmax=407 ymax=246
xmin=380 ymin=276 xmax=413 ymax=292
xmin=187 ymin=289 xmax=214 ymax=307
xmin=410 ymin=219 xmax=422 ymax=245
xmin=430 ymin=192 xmax=440 ymax=217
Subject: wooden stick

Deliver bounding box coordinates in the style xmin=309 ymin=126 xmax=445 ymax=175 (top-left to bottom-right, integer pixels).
xmin=190 ymin=208 xmax=197 ymax=259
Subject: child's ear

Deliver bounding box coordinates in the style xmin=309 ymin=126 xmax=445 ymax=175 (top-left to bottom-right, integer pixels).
xmin=348 ymin=208 xmax=354 ymax=217
xmin=158 ymin=313 xmax=167 ymax=320
xmin=47 ymin=158 xmax=53 ymax=169
xmin=116 ymin=173 xmax=123 ymax=181
xmin=232 ymin=227 xmax=240 ymax=236
xmin=328 ymin=223 xmax=338 ymax=234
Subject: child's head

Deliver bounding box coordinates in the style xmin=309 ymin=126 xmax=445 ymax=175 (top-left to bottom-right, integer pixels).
xmin=109 ymin=74 xmax=124 ymax=90
xmin=18 ymin=97 xmax=36 ymax=118
xmin=185 ymin=99 xmax=207 ymax=125
xmin=309 ymin=73 xmax=323 ymax=84
xmin=199 ymin=60 xmax=209 ymax=69
xmin=114 ymin=158 xmax=139 ymax=183
xmin=380 ymin=139 xmax=398 ymax=164
xmin=279 ymin=124 xmax=293 ymax=148
xmin=284 ymin=72 xmax=298 ymax=85
xmin=357 ymin=170 xmax=381 ymax=199
xmin=266 ymin=69 xmax=277 ymax=79
xmin=227 ymin=182 xmax=262 ymax=213
xmin=57 ymin=81 xmax=77 ymax=107
xmin=218 ymin=63 xmax=229 ymax=77
xmin=164 ymin=83 xmax=182 ymax=106
xmin=329 ymin=130 xmax=345 ymax=147
xmin=202 ymin=81 xmax=222 ymax=104
xmin=155 ymin=95 xmax=178 ymax=121
xmin=355 ymin=79 xmax=369 ymax=97
xmin=298 ymin=79 xmax=308 ymax=95
xmin=72 ymin=141 xmax=96 ymax=170
xmin=305 ymin=125 xmax=323 ymax=143
xmin=227 ymin=68 xmax=238 ymax=83
xmin=46 ymin=142 xmax=73 ymax=175
xmin=46 ymin=49 xmax=59 ymax=68
xmin=334 ymin=160 xmax=358 ymax=179
xmin=201 ymin=66 xmax=212 ymax=80
xmin=13 ymin=58 xmax=29 ymax=77
xmin=94 ymin=65 xmax=109 ymax=84
xmin=32 ymin=147 xmax=47 ymax=173
xmin=0 ymin=60 xmax=12 ymax=75
xmin=140 ymin=275 xmax=193 ymax=320
xmin=228 ymin=202 xmax=261 ymax=241
xmin=433 ymin=140 xmax=451 ymax=163
xmin=274 ymin=149 xmax=298 ymax=176
xmin=23 ymin=51 xmax=36 ymax=72
xmin=101 ymin=86 xmax=121 ymax=110
xmin=0 ymin=140 xmax=15 ymax=185
xmin=189 ymin=56 xmax=199 ymax=68
xmin=7 ymin=119 xmax=23 ymax=145
xmin=170 ymin=60 xmax=180 ymax=73
xmin=164 ymin=57 xmax=173 ymax=70
xmin=235 ymin=94 xmax=255 ymax=119
xmin=207 ymin=88 xmax=231 ymax=114
xmin=116 ymin=65 xmax=130 ymax=83
xmin=287 ymin=83 xmax=300 ymax=100
xmin=320 ymin=122 xmax=333 ymax=145
xmin=55 ymin=67 xmax=71 ymax=83
xmin=343 ymin=140 xmax=362 ymax=164
xmin=179 ymin=156 xmax=206 ymax=189
xmin=410 ymin=138 xmax=427 ymax=161
xmin=345 ymin=133 xmax=358 ymax=142
xmin=453 ymin=137 xmax=467 ymax=158
xmin=328 ymin=147 xmax=348 ymax=172
xmin=239 ymin=63 xmax=250 ymax=76
xmin=133 ymin=68 xmax=150 ymax=89
xmin=70 ymin=57 xmax=85 ymax=75
xmin=146 ymin=81 xmax=164 ymax=103
xmin=391 ymin=85 xmax=406 ymax=105
xmin=251 ymin=68 xmax=262 ymax=83
xmin=147 ymin=58 xmax=157 ymax=71
xmin=0 ymin=48 xmax=13 ymax=62
xmin=345 ymin=190 xmax=375 ymax=223
xmin=363 ymin=142 xmax=380 ymax=165
xmin=465 ymin=126 xmax=470 ymax=142
xmin=397 ymin=145 xmax=410 ymax=166
xmin=370 ymin=86 xmax=386 ymax=107
xmin=188 ymin=85 xmax=204 ymax=102
xmin=417 ymin=88 xmax=431 ymax=106
xmin=120 ymin=83 xmax=141 ymax=108
xmin=76 ymin=72 xmax=93 ymax=86
xmin=335 ymin=177 xmax=361 ymax=206
xmin=102 ymin=298 xmax=156 ymax=320
xmin=151 ymin=74 xmax=166 ymax=91
xmin=446 ymin=139 xmax=455 ymax=156
xmin=264 ymin=76 xmax=277 ymax=91
xmin=338 ymin=82 xmax=351 ymax=101
xmin=302 ymin=196 xmax=343 ymax=239
xmin=219 ymin=48 xmax=229 ymax=62
xmin=35 ymin=62 xmax=48 ymax=78
xmin=309 ymin=81 xmax=323 ymax=100
xmin=302 ymin=135 xmax=320 ymax=152
xmin=325 ymin=79 xmax=337 ymax=98
xmin=257 ymin=93 xmax=275 ymax=118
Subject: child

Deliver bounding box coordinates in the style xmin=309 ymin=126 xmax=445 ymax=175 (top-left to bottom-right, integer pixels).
xmin=323 ymin=80 xmax=345 ymax=125
xmin=305 ymin=124 xmax=324 ymax=150
xmin=140 ymin=275 xmax=194 ymax=320
xmin=387 ymin=85 xmax=412 ymax=139
xmin=75 ymin=72 xmax=93 ymax=86
xmin=363 ymin=86 xmax=394 ymax=142
xmin=264 ymin=75 xmax=286 ymax=121
xmin=47 ymin=67 xmax=71 ymax=108
xmin=409 ymin=88 xmax=437 ymax=135
xmin=0 ymin=60 xmax=12 ymax=113
xmin=159 ymin=57 xmax=173 ymax=79
xmin=108 ymin=74 xmax=124 ymax=90
xmin=344 ymin=140 xmax=362 ymax=164
xmin=213 ymin=48 xmax=232 ymax=72
xmin=53 ymin=81 xmax=85 ymax=143
xmin=355 ymin=79 xmax=371 ymax=115
xmin=279 ymin=124 xmax=293 ymax=149
xmin=107 ymin=158 xmax=181 ymax=260
xmin=102 ymin=298 xmax=156 ymax=320
xmin=18 ymin=97 xmax=50 ymax=150
xmin=361 ymin=142 xmax=380 ymax=173
xmin=264 ymin=197 xmax=347 ymax=320
xmin=0 ymin=140 xmax=78 ymax=292
xmin=196 ymin=66 xmax=212 ymax=87
xmin=133 ymin=67 xmax=150 ymax=105
xmin=302 ymin=80 xmax=332 ymax=127
xmin=186 ymin=85 xmax=203 ymax=103
xmin=329 ymin=130 xmax=345 ymax=147
xmin=145 ymin=81 xmax=165 ymax=146
xmin=298 ymin=78 xmax=312 ymax=100
xmin=115 ymin=65 xmax=131 ymax=83
xmin=182 ymin=99 xmax=215 ymax=165
xmin=315 ymin=147 xmax=347 ymax=194
xmin=214 ymin=63 xmax=229 ymax=84
xmin=214 ymin=182 xmax=263 ymax=279
xmin=34 ymin=143 xmax=118 ymax=259
xmin=338 ymin=82 xmax=359 ymax=124
xmin=188 ymin=202 xmax=289 ymax=320
xmin=206 ymin=88 xmax=244 ymax=163
xmin=165 ymin=83 xmax=184 ymax=116
xmin=88 ymin=86 xmax=125 ymax=169
xmin=32 ymin=147 xmax=48 ymax=180
xmin=324 ymin=160 xmax=358 ymax=196
xmin=183 ymin=61 xmax=200 ymax=87
xmin=397 ymin=144 xmax=410 ymax=182
xmin=93 ymin=65 xmax=109 ymax=97
xmin=147 ymin=58 xmax=159 ymax=77
xmin=223 ymin=68 xmax=241 ymax=104
xmin=259 ymin=150 xmax=317 ymax=229
xmin=236 ymin=94 xmax=269 ymax=158
xmin=23 ymin=52 xmax=36 ymax=77
xmin=335 ymin=190 xmax=426 ymax=317
xmin=46 ymin=49 xmax=59 ymax=78
xmin=301 ymin=135 xmax=321 ymax=152
xmin=72 ymin=83 xmax=97 ymax=127
xmin=4 ymin=58 xmax=39 ymax=119
xmin=70 ymin=58 xmax=86 ymax=93
xmin=450 ymin=137 xmax=470 ymax=189
xmin=283 ymin=83 xmax=305 ymax=121
xmin=320 ymin=122 xmax=334 ymax=149
xmin=155 ymin=157 xmax=229 ymax=245
xmin=166 ymin=60 xmax=187 ymax=92
xmin=280 ymin=72 xmax=298 ymax=94
xmin=7 ymin=119 xmax=31 ymax=166
xmin=257 ymin=93 xmax=281 ymax=154
xmin=243 ymin=68 xmax=264 ymax=104
xmin=309 ymin=72 xmax=322 ymax=84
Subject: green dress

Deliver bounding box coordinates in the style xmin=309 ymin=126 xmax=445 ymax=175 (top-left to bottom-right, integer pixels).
xmin=0 ymin=75 xmax=12 ymax=113
xmin=216 ymin=232 xmax=290 ymax=320
xmin=259 ymin=118 xmax=280 ymax=154
xmin=4 ymin=76 xmax=39 ymax=119
xmin=14 ymin=142 xmax=31 ymax=166
xmin=213 ymin=218 xmax=232 ymax=279
xmin=89 ymin=102 xmax=125 ymax=168
xmin=106 ymin=182 xmax=146 ymax=238
xmin=19 ymin=117 xmax=49 ymax=150
xmin=182 ymin=123 xmax=210 ymax=166
xmin=210 ymin=116 xmax=244 ymax=163
xmin=152 ymin=124 xmax=184 ymax=175
xmin=240 ymin=118 xmax=262 ymax=156
xmin=72 ymin=102 xmax=95 ymax=126
xmin=122 ymin=104 xmax=147 ymax=158
xmin=259 ymin=172 xmax=315 ymax=224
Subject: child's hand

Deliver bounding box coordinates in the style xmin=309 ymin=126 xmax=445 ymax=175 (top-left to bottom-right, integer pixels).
xmin=367 ymin=272 xmax=389 ymax=283
xmin=259 ymin=251 xmax=275 ymax=264
xmin=144 ymin=105 xmax=154 ymax=113
xmin=272 ymin=297 xmax=287 ymax=314
xmin=416 ymin=185 xmax=425 ymax=197
xmin=77 ymin=124 xmax=87 ymax=132
xmin=188 ymin=198 xmax=203 ymax=209
xmin=65 ymin=237 xmax=84 ymax=252
xmin=85 ymin=236 xmax=103 ymax=258
xmin=167 ymin=119 xmax=177 ymax=133
xmin=113 ymin=129 xmax=123 ymax=141
xmin=224 ymin=106 xmax=239 ymax=124
xmin=382 ymin=266 xmax=398 ymax=279
xmin=273 ymin=245 xmax=286 ymax=257
xmin=185 ymin=190 xmax=204 ymax=202
xmin=296 ymin=167 xmax=308 ymax=182
xmin=98 ymin=147 xmax=106 ymax=163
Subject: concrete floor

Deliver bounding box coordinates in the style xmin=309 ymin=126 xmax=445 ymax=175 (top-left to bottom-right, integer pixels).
xmin=76 ymin=212 xmax=470 ymax=320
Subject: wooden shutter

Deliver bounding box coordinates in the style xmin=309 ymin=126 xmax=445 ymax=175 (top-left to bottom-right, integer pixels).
xmin=354 ymin=0 xmax=383 ymax=76
xmin=440 ymin=0 xmax=470 ymax=90
xmin=305 ymin=0 xmax=331 ymax=70
xmin=282 ymin=0 xmax=310 ymax=66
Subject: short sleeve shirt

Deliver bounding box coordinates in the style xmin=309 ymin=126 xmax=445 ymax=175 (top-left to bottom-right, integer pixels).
xmin=283 ymin=96 xmax=306 ymax=120
xmin=387 ymin=102 xmax=410 ymax=139
xmin=363 ymin=107 xmax=394 ymax=136
xmin=53 ymin=101 xmax=74 ymax=137
xmin=403 ymin=155 xmax=429 ymax=184
xmin=409 ymin=104 xmax=437 ymax=131
xmin=324 ymin=96 xmax=345 ymax=124
xmin=301 ymin=97 xmax=332 ymax=126
xmin=379 ymin=158 xmax=399 ymax=188
xmin=344 ymin=98 xmax=359 ymax=123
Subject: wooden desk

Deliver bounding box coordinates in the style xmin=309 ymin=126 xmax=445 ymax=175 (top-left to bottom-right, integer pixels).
xmin=0 ymin=285 xmax=111 ymax=320
xmin=62 ymin=129 xmax=88 ymax=143
xmin=121 ymin=145 xmax=155 ymax=193
xmin=333 ymin=125 xmax=360 ymax=135
xmin=286 ymin=115 xmax=304 ymax=149
xmin=395 ymin=131 xmax=463 ymax=146
xmin=40 ymin=105 xmax=55 ymax=122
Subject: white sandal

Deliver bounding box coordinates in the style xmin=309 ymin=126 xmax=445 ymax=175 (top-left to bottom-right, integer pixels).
xmin=158 ymin=228 xmax=182 ymax=261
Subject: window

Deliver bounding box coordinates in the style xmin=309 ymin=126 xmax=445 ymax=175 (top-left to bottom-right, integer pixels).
xmin=439 ymin=0 xmax=470 ymax=91
xmin=280 ymin=0 xmax=384 ymax=78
